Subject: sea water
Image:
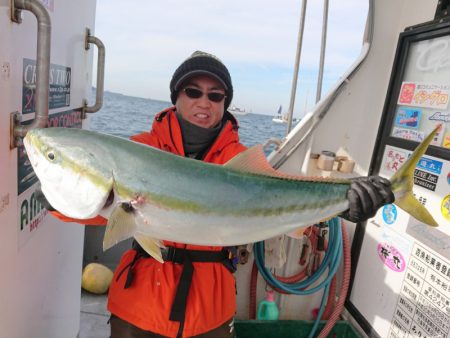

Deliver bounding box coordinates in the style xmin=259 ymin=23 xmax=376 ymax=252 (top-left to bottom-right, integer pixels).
xmin=89 ymin=90 xmax=292 ymax=154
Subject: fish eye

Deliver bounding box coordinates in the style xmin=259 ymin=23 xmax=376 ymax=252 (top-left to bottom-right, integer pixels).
xmin=47 ymin=151 xmax=55 ymax=161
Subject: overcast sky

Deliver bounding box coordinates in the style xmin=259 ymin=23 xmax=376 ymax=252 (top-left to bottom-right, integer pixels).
xmin=94 ymin=0 xmax=369 ymax=116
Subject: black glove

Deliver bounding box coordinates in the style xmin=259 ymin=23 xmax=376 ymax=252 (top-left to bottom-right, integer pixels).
xmin=340 ymin=176 xmax=394 ymax=223
xmin=35 ymin=185 xmax=56 ymax=211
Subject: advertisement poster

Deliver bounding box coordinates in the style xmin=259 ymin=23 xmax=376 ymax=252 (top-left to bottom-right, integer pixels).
xmin=17 ymin=186 xmax=50 ymax=249
xmin=398 ymin=82 xmax=450 ymax=110
xmin=395 ymin=107 xmax=422 ymax=129
xmin=22 ymin=58 xmax=71 ymax=114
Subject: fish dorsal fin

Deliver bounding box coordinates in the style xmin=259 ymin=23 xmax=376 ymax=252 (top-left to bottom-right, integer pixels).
xmin=224 ymin=145 xmax=288 ymax=178
xmin=225 ymin=145 xmax=351 ymax=183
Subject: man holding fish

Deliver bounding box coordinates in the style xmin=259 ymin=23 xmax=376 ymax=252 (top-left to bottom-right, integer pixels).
xmin=30 ymin=51 xmax=399 ymax=337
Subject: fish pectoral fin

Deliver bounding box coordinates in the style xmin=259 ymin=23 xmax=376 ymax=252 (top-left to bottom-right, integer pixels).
xmin=134 ymin=232 xmax=165 ymax=263
xmin=103 ymin=204 xmax=137 ymax=251
xmin=396 ymin=192 xmax=438 ymax=227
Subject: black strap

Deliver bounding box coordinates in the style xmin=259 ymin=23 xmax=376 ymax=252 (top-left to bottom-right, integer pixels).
xmin=170 ymin=254 xmax=193 ymax=338
xmin=115 ymin=248 xmax=146 ymax=289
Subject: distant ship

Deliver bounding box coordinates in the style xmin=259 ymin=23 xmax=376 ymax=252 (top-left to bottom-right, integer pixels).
xmin=272 ymin=105 xmax=300 ymax=124
xmin=228 ymin=106 xmax=249 ymax=115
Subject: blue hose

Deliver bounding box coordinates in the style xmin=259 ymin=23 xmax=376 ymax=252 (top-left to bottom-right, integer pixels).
xmin=253 ymin=217 xmax=342 ymax=338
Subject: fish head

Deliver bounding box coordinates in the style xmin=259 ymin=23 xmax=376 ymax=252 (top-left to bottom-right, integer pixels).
xmin=23 ymin=128 xmax=114 ymax=219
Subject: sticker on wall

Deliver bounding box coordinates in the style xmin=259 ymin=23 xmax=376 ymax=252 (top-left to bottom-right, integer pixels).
xmin=394 ymin=107 xmax=421 ymax=129
xmin=398 ymin=83 xmax=416 ymax=105
xmin=415 ymin=38 xmax=450 ymax=73
xmin=414 ymin=169 xmax=438 ymax=191
xmin=428 ymin=111 xmax=450 ymax=123
xmin=385 ymin=149 xmax=407 ymax=173
xmin=431 ymin=123 xmax=445 ymax=146
xmin=442 ymin=195 xmax=450 ymax=221
xmin=392 ymin=127 xmax=425 ymax=142
xmin=416 ymin=194 xmax=428 ymax=206
xmin=397 ymin=82 xmax=450 ymax=109
xmin=382 ymin=204 xmax=397 ymax=224
xmin=23 ymin=58 xmax=71 ymax=114
xmin=447 ymin=172 xmax=450 ymax=185
xmin=417 ymin=157 xmax=443 ymax=175
xmin=377 ymin=242 xmax=406 ymax=272
xmin=443 ymin=132 xmax=450 ymax=149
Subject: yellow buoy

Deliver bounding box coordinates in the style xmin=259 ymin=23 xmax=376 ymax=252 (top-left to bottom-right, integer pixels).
xmin=81 ymin=263 xmax=114 ymax=294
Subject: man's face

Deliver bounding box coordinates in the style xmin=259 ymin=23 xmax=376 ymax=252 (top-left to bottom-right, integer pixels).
xmin=175 ymin=75 xmax=226 ymax=129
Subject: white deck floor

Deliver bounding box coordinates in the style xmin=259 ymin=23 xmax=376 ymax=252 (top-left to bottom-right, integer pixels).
xmin=79 ymin=291 xmax=110 ymax=338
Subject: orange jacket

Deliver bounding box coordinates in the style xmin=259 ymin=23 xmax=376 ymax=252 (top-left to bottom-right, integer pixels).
xmin=52 ymin=108 xmax=247 ymax=337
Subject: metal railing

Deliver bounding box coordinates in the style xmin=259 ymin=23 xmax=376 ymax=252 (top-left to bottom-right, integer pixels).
xmin=269 ymin=0 xmax=374 ymax=169
xmin=286 ymin=0 xmax=331 ymax=134
xmin=82 ymin=28 xmax=106 ymax=118
xmin=10 ymin=0 xmax=51 ymax=148
xmin=285 ymin=0 xmax=308 ymax=134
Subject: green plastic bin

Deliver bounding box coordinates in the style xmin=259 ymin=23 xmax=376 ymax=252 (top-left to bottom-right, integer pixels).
xmin=235 ymin=320 xmax=361 ymax=338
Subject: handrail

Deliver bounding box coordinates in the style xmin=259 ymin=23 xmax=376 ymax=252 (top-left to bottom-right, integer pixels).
xmin=269 ymin=0 xmax=374 ymax=169
xmin=285 ymin=0 xmax=308 ymax=134
xmin=82 ymin=28 xmax=105 ymax=118
xmin=10 ymin=0 xmax=51 ymax=148
xmin=316 ymin=0 xmax=329 ymax=103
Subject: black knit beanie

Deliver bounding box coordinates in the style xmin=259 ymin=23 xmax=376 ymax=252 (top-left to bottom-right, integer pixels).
xmin=170 ymin=51 xmax=233 ymax=109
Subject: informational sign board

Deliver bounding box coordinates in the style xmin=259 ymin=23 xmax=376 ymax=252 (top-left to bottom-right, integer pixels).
xmin=348 ymin=21 xmax=450 ymax=338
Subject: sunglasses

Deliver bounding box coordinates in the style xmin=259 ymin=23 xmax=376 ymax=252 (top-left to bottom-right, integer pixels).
xmin=183 ymin=87 xmax=226 ymax=103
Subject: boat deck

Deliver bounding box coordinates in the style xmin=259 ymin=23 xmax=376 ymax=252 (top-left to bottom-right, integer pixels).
xmin=80 ymin=291 xmax=110 ymax=338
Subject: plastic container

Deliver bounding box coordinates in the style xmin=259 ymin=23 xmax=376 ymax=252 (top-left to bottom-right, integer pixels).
xmin=317 ymin=151 xmax=336 ymax=171
xmin=234 ymin=320 xmax=361 ymax=338
xmin=256 ymin=291 xmax=279 ymax=320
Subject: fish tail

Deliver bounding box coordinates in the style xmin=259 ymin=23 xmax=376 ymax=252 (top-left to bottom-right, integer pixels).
xmin=389 ymin=125 xmax=440 ymax=227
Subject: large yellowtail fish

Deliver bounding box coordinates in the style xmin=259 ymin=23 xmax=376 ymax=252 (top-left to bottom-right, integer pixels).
xmin=23 ymin=126 xmax=439 ymax=262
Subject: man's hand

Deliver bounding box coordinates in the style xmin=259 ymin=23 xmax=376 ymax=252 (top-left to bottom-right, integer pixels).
xmin=341 ymin=176 xmax=395 ymax=223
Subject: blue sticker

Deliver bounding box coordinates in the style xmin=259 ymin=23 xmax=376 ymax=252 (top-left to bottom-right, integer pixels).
xmin=447 ymin=172 xmax=450 ymax=185
xmin=395 ymin=108 xmax=422 ymax=129
xmin=417 ymin=157 xmax=443 ymax=175
xmin=383 ymin=204 xmax=397 ymax=225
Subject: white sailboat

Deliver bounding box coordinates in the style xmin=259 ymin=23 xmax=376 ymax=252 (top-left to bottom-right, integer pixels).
xmin=272 ymin=105 xmax=285 ymax=123
xmin=272 ymin=105 xmax=299 ymax=123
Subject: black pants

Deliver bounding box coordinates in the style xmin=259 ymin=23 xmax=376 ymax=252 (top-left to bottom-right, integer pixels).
xmin=110 ymin=315 xmax=235 ymax=338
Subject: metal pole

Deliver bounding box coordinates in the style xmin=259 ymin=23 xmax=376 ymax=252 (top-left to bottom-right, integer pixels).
xmin=286 ymin=0 xmax=308 ymax=134
xmin=316 ymin=0 xmax=329 ymax=103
